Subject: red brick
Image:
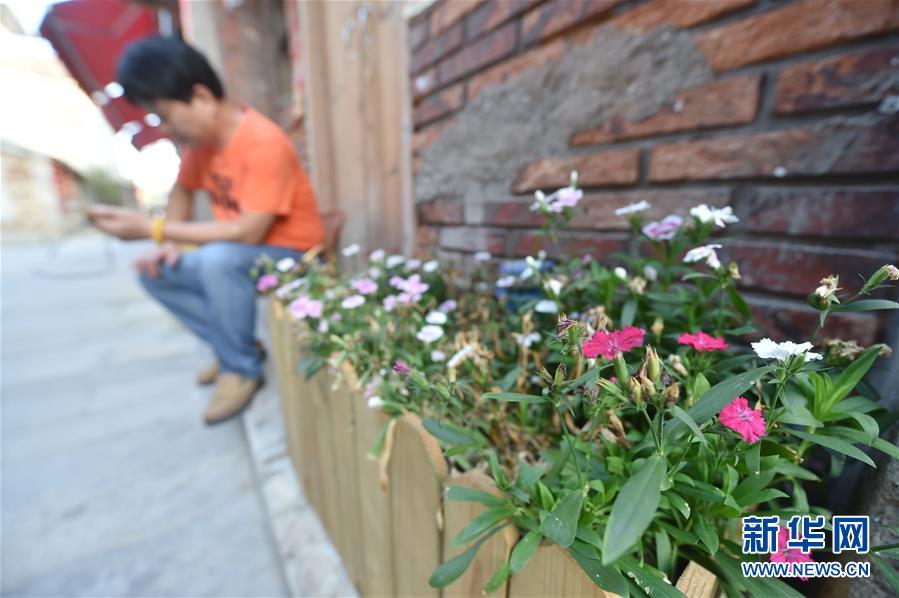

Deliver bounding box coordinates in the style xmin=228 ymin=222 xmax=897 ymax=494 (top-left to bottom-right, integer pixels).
xmin=410 ymin=22 xmax=464 ymax=74
xmin=649 ymin=116 xmax=899 ymax=182
xmin=571 ymin=75 xmax=761 ymax=146
xmin=466 ymin=0 xmax=542 ymax=40
xmin=610 ymin=0 xmax=755 ymax=32
xmin=409 ymin=12 xmax=430 ymax=51
xmin=413 ymin=81 xmax=465 ymax=126
xmin=482 ymin=188 xmax=732 ymax=228
xmin=430 ymin=0 xmax=483 ymax=37
xmin=412 ymin=118 xmax=455 ymax=154
xmin=415 ymin=224 xmax=439 ymax=248
xmin=436 ymin=21 xmax=518 ymax=84
xmin=468 ymin=38 xmax=566 ymax=101
xmin=412 ymin=68 xmax=438 ymax=102
xmin=735 ymin=187 xmax=899 ymax=240
xmin=513 ymin=149 xmax=641 ymax=192
xmin=695 ymin=0 xmax=899 ymax=72
xmin=418 ymin=198 xmax=465 ymax=225
xmin=521 ymin=0 xmax=623 ymax=46
xmin=748 ymin=297 xmax=879 ymax=345
xmin=723 ymin=241 xmax=896 ymax=296
xmin=773 ymin=46 xmax=899 ymax=114
xmin=438 ymin=226 xmax=505 ymax=254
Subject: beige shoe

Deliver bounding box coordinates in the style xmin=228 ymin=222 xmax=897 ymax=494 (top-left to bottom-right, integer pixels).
xmin=196 ymin=340 xmax=268 ymax=386
xmin=204 ymin=373 xmax=262 ymax=425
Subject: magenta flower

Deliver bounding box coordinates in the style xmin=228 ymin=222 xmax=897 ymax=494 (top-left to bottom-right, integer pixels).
xmin=642 ymin=215 xmax=683 ymax=240
xmin=393 ymin=360 xmax=412 ymax=376
xmin=678 ymin=331 xmax=728 ymax=352
xmin=288 ymin=295 xmax=323 ymax=320
xmin=351 ymin=278 xmax=378 ymax=295
xmin=771 ymin=527 xmax=814 ymax=581
xmin=256 ymin=274 xmax=279 ymax=292
xmin=581 ymin=327 xmax=645 ymax=359
xmin=719 ymin=397 xmax=766 ymax=443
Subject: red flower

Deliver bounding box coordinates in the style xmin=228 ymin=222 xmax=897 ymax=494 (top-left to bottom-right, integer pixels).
xmin=678 ymin=331 xmax=728 ymax=352
xmin=771 ymin=527 xmax=814 ymax=581
xmin=719 ymin=397 xmax=766 ymax=443
xmin=581 ymin=327 xmax=645 ymax=359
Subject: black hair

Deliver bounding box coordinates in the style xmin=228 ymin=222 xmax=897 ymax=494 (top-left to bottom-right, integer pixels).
xmin=117 ymin=35 xmax=224 ymax=105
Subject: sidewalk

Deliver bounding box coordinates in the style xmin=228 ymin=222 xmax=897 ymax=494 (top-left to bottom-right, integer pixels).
xmin=0 ymin=232 xmax=353 ymax=597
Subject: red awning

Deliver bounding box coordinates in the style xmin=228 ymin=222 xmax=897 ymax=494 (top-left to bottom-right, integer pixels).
xmin=40 ymin=0 xmax=165 ymax=149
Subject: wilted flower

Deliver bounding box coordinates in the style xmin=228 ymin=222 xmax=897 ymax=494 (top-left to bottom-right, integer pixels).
xmin=751 ymin=338 xmax=822 ymax=362
xmin=557 ymin=315 xmax=577 ymax=336
xmin=814 ymin=275 xmax=841 ymax=300
xmin=719 ymin=397 xmax=766 ymax=443
xmin=667 ymin=354 xmax=689 ymax=377
xmin=615 ymin=200 xmax=650 ymax=216
xmin=256 ymin=274 xmax=279 ymax=292
xmin=582 ymin=326 xmax=645 ymax=359
xmin=423 ymin=260 xmax=439 ymax=273
xmin=662 ymin=382 xmax=681 ymax=407
xmin=276 ymin=257 xmax=296 ymax=272
xmin=642 ymin=215 xmax=683 ymax=240
xmin=341 ymin=243 xmax=360 ymax=257
xmin=885 ymin=265 xmax=899 ymax=281
xmin=426 ymin=311 xmax=448 ymax=325
xmin=416 ymin=325 xmax=444 ymax=344
xmin=289 ymin=295 xmax=324 ymax=320
xmin=447 ymin=345 xmax=474 ymax=368
xmin=341 ymin=294 xmax=365 ymax=309
xmin=627 ymin=276 xmax=647 ymax=295
xmin=728 ymin=262 xmax=742 ymax=280
xmin=690 ymin=204 xmax=739 ymax=228
xmin=534 ymin=300 xmax=558 ymax=314
xmin=684 ymin=244 xmax=723 ymax=270
xmin=351 ymin=278 xmax=378 ymax=295
xmin=678 ymin=331 xmax=728 ymax=352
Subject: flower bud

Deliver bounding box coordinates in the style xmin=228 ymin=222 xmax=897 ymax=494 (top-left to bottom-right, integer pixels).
xmin=662 ymin=382 xmax=681 ymax=406
xmin=861 ymin=264 xmax=899 ymax=294
xmin=728 ymin=262 xmax=742 ymax=280
xmin=667 ymin=354 xmax=689 ymax=378
xmin=392 ymin=360 xmax=411 ymax=376
xmin=613 ymin=353 xmax=629 ymax=389
xmin=651 ymin=317 xmax=664 ymax=338
xmin=554 ymin=363 xmax=568 ymax=386
xmin=628 ymin=377 xmax=644 ymax=406
xmin=645 ymin=346 xmax=662 ymax=384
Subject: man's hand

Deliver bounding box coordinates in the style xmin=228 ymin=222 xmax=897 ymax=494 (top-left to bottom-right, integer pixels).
xmin=87 ymin=205 xmax=152 ymax=240
xmin=132 ymin=242 xmax=182 ymax=278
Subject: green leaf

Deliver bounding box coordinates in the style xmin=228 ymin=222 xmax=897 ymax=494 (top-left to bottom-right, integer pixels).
xmin=568 ymin=547 xmax=630 ymax=596
xmin=617 ymin=555 xmax=685 ymax=598
xmin=668 ymin=405 xmax=707 ymax=445
xmin=745 ymin=442 xmax=761 ymax=475
xmin=422 ymin=418 xmax=486 ymax=448
xmin=873 ymin=437 xmax=899 ymax=460
xmin=482 ymin=391 xmax=546 ymax=404
xmin=542 ymin=491 xmax=583 ymax=548
xmin=497 ymin=367 xmax=521 ymax=392
xmin=450 ymin=505 xmax=515 ymax=547
xmin=834 ymin=299 xmax=899 ymax=313
xmin=510 ymin=530 xmax=542 ymax=572
xmin=872 ymin=554 xmax=899 ymax=595
xmin=823 ymin=346 xmax=881 ymax=414
xmin=655 ymin=530 xmax=673 ymax=575
xmin=666 ymin=491 xmax=691 ymax=519
xmin=445 ymin=485 xmax=506 ymax=508
xmin=602 ymin=456 xmax=666 ymax=564
xmin=620 ymin=299 xmax=637 ymax=327
xmin=692 ymin=373 xmax=711 ymax=404
xmin=693 ymin=513 xmax=719 ymax=555
xmin=483 ymin=562 xmax=510 ymax=594
xmin=843 ymin=412 xmax=881 ymax=444
xmin=429 ymin=526 xmax=503 ymax=587
xmin=728 ymin=286 xmax=751 ymax=320
xmin=789 ymin=430 xmax=876 ymax=468
xmin=666 ymin=367 xmax=770 ymax=439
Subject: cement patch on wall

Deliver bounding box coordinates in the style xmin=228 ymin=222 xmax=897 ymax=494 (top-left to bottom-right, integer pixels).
xmin=415 ymin=26 xmax=712 ymax=205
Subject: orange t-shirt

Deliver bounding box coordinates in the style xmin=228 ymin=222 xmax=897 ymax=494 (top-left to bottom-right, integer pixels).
xmin=176 ymin=107 xmax=324 ymax=251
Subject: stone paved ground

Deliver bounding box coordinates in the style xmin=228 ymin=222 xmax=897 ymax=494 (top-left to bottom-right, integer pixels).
xmin=1 ymin=232 xmax=354 ymax=597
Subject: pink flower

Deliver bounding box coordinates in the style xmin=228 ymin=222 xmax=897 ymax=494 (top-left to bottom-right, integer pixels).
xmin=719 ymin=397 xmax=766 ymax=443
xmin=581 ymin=327 xmax=645 ymax=359
xmin=383 ymin=295 xmax=398 ymax=312
xmin=256 ymin=274 xmax=279 ymax=292
xmin=351 ymin=278 xmax=378 ymax=295
xmin=288 ymin=295 xmax=323 ymax=320
xmin=771 ymin=527 xmax=814 ymax=581
xmin=549 ymin=186 xmax=583 ymax=212
xmin=642 ymin=215 xmax=683 ymax=240
xmin=678 ymin=331 xmax=728 ymax=352
xmin=393 ymin=360 xmax=412 ymax=376
xmin=389 ymin=275 xmax=406 ymax=289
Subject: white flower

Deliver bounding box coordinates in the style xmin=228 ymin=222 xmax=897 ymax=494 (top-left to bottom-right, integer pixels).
xmin=530 ymin=190 xmax=551 ymax=212
xmin=439 ymin=299 xmax=457 ymax=313
xmin=514 ymin=332 xmax=541 ymax=348
xmin=407 ymin=259 xmax=421 ymax=270
xmin=431 ymin=350 xmax=446 ymax=362
xmin=367 ymin=396 xmax=384 ymax=409
xmin=690 ymin=204 xmax=739 ymax=228
xmin=550 ymin=186 xmax=583 ymax=212
xmin=447 ymin=345 xmax=473 ymax=368
xmin=369 ymin=249 xmax=386 ymax=262
xmin=324 ymin=289 xmax=336 ymax=300
xmin=317 ymin=319 xmax=329 ymax=334
xmin=341 ymin=294 xmax=365 ymax=309
xmin=614 ymin=267 xmax=628 ymax=281
xmin=751 ymin=338 xmax=823 ymax=362
xmin=544 ymin=278 xmax=563 ymax=297
xmin=683 ymin=244 xmax=723 ymax=270
xmin=386 ymin=254 xmax=406 ymax=268
xmin=534 ymin=300 xmax=558 ymax=314
xmin=474 ymin=251 xmax=492 ymax=262
xmin=416 ymin=325 xmax=444 ymax=344
xmin=275 ymin=278 xmax=305 ymax=299
xmin=276 ymin=257 xmax=296 ymax=272
xmin=423 ymin=260 xmax=439 ymax=273
xmin=341 ymin=243 xmax=360 ymax=257
xmin=643 ymin=265 xmax=658 ymax=282
xmin=368 ymin=267 xmax=381 ymax=279
xmin=496 ymin=275 xmax=516 ymax=288
xmin=615 ymin=200 xmax=650 ymax=216
xmin=426 ymin=311 xmax=448 ymax=325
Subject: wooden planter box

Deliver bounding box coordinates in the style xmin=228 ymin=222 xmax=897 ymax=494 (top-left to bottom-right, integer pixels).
xmin=268 ymin=300 xmax=718 ymax=597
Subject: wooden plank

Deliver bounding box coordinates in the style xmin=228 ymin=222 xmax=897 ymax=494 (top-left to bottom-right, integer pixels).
xmin=508 ymin=543 xmax=612 ymax=598
xmin=675 ymin=561 xmax=718 ymax=598
xmin=443 ymin=470 xmax=518 ymax=598
xmin=388 ymin=412 xmax=449 ymax=598
xmin=343 ymin=362 xmax=396 ymax=597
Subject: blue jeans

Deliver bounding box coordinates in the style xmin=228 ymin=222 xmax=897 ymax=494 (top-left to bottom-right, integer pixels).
xmin=138 ymin=241 xmax=302 ymax=380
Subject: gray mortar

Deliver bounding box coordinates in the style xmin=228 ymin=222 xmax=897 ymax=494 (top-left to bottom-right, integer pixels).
xmin=415 ymin=25 xmax=713 ymax=204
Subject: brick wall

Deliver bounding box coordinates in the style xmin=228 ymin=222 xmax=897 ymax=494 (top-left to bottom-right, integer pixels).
xmin=408 ymin=0 xmax=899 ymax=345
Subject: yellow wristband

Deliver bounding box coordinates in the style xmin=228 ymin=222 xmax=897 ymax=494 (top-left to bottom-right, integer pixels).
xmin=150 ymin=215 xmax=166 ymax=244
